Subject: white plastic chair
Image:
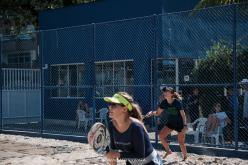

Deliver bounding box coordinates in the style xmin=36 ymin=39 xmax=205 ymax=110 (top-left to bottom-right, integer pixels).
xmin=202 ymin=125 xmax=225 ymax=145
xmin=97 ymin=108 xmax=108 ymax=125
xmin=77 ymin=110 xmax=93 ymax=130
xmin=187 ymin=117 xmax=208 ymax=143
xmin=88 ymin=107 xmax=94 ymax=119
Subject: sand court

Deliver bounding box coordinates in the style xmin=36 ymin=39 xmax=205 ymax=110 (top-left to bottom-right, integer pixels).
xmin=0 ymin=134 xmax=248 ymax=165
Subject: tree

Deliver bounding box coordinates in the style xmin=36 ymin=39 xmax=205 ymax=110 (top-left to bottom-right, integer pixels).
xmin=0 ymin=0 xmax=97 ymax=35
xmin=192 ymin=40 xmax=248 ymax=116
xmin=193 ymin=40 xmax=248 ymax=84
xmin=194 ymin=0 xmax=248 ymax=10
xmin=192 ymin=0 xmax=248 ymax=117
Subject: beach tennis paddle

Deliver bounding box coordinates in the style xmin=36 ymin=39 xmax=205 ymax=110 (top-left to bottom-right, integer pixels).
xmin=87 ymin=122 xmax=111 ymax=154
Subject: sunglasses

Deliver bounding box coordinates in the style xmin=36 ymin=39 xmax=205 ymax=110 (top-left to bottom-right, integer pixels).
xmin=108 ymin=103 xmax=125 ymax=108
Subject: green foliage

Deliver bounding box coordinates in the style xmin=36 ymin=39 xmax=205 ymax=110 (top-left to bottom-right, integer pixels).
xmin=0 ymin=0 xmax=97 ymax=34
xmin=192 ymin=40 xmax=248 ymax=116
xmin=193 ymin=41 xmax=233 ymax=84
xmin=194 ymin=0 xmax=248 ymax=10
xmin=193 ymin=40 xmax=248 ymax=84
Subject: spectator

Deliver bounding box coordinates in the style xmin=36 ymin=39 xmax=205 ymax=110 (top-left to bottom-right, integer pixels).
xmin=186 ymin=88 xmax=200 ymax=123
xmin=240 ymin=79 xmax=248 ymax=123
xmin=222 ymin=86 xmax=239 ymax=121
xmin=205 ymin=103 xmax=231 ymax=135
xmin=76 ymin=100 xmax=90 ymax=120
xmin=77 ymin=100 xmax=89 ymax=113
xmin=222 ymin=86 xmax=239 ymax=143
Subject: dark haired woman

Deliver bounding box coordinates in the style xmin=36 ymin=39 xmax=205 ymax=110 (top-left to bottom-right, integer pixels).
xmin=146 ymin=87 xmax=188 ymax=161
xmin=104 ymin=92 xmax=163 ymax=165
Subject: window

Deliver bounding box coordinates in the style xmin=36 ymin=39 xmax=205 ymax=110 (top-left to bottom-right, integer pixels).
xmin=152 ymin=58 xmax=196 ymax=85
xmin=153 ymin=59 xmax=176 ymax=85
xmin=95 ymin=60 xmax=134 ymax=97
xmin=3 ymin=50 xmax=38 ymax=68
xmin=50 ymin=64 xmax=85 ymax=98
xmin=7 ymin=52 xmax=31 ymax=68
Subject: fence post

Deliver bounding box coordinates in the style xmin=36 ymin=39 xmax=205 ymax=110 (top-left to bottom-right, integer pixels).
xmin=232 ymin=4 xmax=239 ymax=150
xmin=40 ymin=31 xmax=44 ymax=134
xmin=92 ymin=23 xmax=96 ymax=124
xmin=153 ymin=14 xmax=159 ymax=145
xmin=0 ymin=36 xmax=2 ymax=131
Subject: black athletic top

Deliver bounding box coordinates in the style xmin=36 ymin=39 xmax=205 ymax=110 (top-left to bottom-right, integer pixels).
xmin=108 ymin=121 xmax=153 ymax=159
xmin=158 ymin=99 xmax=184 ymax=132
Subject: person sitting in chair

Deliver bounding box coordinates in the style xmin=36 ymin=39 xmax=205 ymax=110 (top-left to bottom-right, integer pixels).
xmin=206 ymin=103 xmax=231 ymax=135
xmin=76 ymin=100 xmax=90 ymax=124
xmin=77 ymin=100 xmax=89 ymax=113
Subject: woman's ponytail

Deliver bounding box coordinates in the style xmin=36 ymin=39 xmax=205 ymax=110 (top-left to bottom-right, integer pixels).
xmin=173 ymin=92 xmax=182 ymax=101
xmin=118 ymin=92 xmax=143 ymax=121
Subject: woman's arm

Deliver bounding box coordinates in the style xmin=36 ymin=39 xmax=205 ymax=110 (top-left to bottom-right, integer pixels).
xmin=146 ymin=107 xmax=164 ymax=117
xmin=146 ymin=99 xmax=166 ymax=117
xmin=105 ymin=152 xmax=119 ymax=165
xmin=105 ymin=121 xmax=119 ymax=165
xmin=154 ymin=107 xmax=164 ymax=116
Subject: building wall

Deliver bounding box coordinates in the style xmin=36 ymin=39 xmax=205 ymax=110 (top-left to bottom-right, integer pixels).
xmin=39 ymin=0 xmax=200 ymax=120
xmin=41 ymin=17 xmax=156 ymax=120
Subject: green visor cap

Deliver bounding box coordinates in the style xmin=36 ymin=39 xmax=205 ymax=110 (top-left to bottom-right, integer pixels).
xmin=104 ymin=93 xmax=133 ymax=111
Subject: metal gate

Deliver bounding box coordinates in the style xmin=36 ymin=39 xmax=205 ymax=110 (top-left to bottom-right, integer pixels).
xmin=2 ymin=68 xmax=41 ymax=126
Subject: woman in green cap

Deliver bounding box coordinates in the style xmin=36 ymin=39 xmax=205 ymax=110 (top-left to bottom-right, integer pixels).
xmin=104 ymin=92 xmax=163 ymax=165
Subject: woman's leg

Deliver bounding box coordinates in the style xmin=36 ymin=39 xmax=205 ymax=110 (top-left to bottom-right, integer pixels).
xmin=207 ymin=115 xmax=218 ymax=133
xmin=177 ymin=131 xmax=187 ymax=160
xmin=108 ymin=159 xmax=117 ymax=165
xmin=159 ymin=127 xmax=173 ymax=157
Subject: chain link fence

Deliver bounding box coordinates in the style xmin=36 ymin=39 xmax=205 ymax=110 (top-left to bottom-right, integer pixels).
xmin=0 ymin=32 xmax=41 ymax=132
xmin=1 ymin=4 xmax=248 ymax=150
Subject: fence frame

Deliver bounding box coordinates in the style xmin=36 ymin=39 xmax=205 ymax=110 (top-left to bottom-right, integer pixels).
xmin=0 ymin=3 xmax=248 ymax=152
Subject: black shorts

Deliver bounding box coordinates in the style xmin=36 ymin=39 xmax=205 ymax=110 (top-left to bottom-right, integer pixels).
xmin=158 ymin=122 xmax=183 ymax=133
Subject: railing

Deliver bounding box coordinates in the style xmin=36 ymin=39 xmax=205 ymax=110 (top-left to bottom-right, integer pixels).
xmin=2 ymin=68 xmax=41 ymax=90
